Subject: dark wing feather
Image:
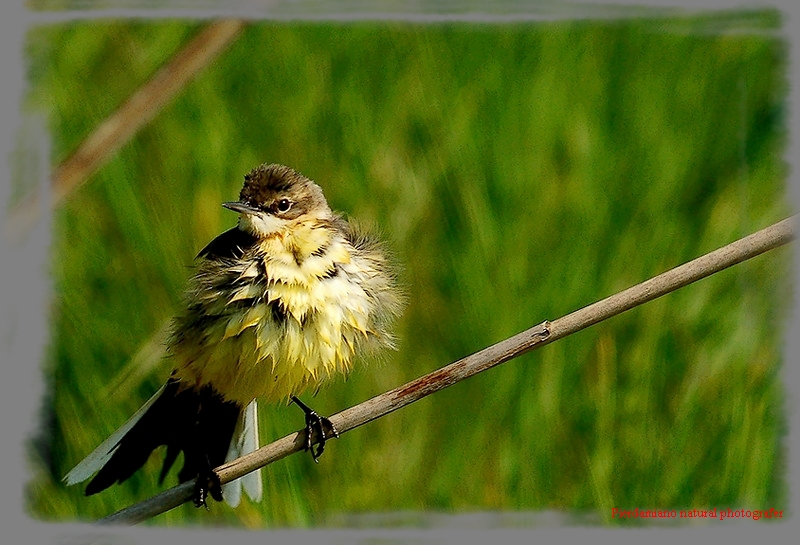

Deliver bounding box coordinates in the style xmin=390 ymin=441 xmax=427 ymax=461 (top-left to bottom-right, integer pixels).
xmin=197 ymin=227 xmax=257 ymax=260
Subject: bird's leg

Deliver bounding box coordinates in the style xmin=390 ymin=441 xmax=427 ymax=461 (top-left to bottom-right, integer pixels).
xmin=192 ymin=455 xmax=223 ymax=509
xmin=290 ymin=395 xmax=339 ymax=462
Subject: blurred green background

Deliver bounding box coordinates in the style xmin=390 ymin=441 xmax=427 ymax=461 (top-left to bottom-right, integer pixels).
xmin=22 ymin=10 xmax=791 ymax=528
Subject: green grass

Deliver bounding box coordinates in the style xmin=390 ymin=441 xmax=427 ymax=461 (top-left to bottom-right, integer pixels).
xmin=23 ymin=12 xmax=791 ymax=528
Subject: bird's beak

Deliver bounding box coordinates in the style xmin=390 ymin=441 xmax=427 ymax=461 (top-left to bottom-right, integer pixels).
xmin=222 ymin=201 xmax=260 ymax=215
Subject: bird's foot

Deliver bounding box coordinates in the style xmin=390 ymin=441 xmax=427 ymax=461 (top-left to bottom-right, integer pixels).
xmin=193 ymin=467 xmax=223 ymax=509
xmin=290 ymin=395 xmax=339 ymax=462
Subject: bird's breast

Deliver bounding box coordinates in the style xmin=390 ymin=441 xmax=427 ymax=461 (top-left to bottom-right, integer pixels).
xmin=170 ymin=235 xmax=379 ymax=405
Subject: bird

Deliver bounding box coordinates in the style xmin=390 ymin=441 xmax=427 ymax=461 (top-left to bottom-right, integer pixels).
xmin=63 ymin=163 xmax=404 ymax=508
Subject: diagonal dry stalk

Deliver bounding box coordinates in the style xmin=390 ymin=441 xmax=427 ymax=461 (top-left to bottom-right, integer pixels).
xmin=6 ymin=20 xmax=246 ymax=241
xmin=97 ymin=214 xmax=796 ymax=526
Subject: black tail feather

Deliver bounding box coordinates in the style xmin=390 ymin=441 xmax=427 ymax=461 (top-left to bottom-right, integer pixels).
xmin=159 ymin=443 xmax=182 ymax=484
xmin=85 ymin=378 xmax=241 ymax=496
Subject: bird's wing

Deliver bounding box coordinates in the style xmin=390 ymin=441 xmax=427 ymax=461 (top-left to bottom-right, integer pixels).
xmin=197 ymin=227 xmax=256 ymax=261
xmin=221 ymin=399 xmax=263 ymax=507
xmin=63 ymin=383 xmax=167 ymax=486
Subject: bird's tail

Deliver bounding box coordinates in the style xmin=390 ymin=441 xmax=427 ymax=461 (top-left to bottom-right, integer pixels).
xmin=63 ymin=378 xmax=262 ymax=506
xmin=222 ymin=399 xmax=262 ymax=507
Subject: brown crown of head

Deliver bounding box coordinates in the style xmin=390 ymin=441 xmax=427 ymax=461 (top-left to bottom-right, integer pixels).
xmin=238 ymin=164 xmax=331 ymax=218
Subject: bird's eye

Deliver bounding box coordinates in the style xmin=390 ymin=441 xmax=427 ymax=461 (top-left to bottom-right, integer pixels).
xmin=276 ymin=199 xmax=292 ymax=213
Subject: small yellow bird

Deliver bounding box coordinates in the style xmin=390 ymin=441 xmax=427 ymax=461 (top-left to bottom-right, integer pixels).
xmin=64 ymin=164 xmax=403 ymax=507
